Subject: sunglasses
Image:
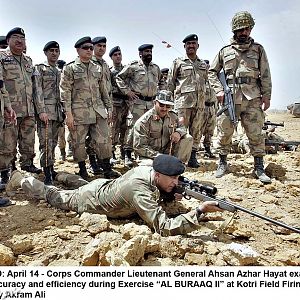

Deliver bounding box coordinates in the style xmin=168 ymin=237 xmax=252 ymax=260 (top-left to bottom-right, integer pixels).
xmin=81 ymin=45 xmax=94 ymax=51
xmin=158 ymin=103 xmax=172 ymax=109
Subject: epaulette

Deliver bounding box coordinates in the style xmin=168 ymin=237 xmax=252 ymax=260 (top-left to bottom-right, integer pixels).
xmin=67 ymin=61 xmax=75 ymax=65
xmin=130 ymin=60 xmax=138 ymax=65
xmin=219 ymin=44 xmax=232 ymax=52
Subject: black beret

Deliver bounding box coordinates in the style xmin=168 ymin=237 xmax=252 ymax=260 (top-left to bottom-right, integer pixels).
xmin=6 ymin=27 xmax=25 ymax=40
xmin=182 ymin=34 xmax=198 ymax=43
xmin=204 ymin=60 xmax=209 ymax=65
xmin=0 ymin=36 xmax=8 ymax=47
xmin=92 ymin=36 xmax=107 ymax=45
xmin=109 ymin=46 xmax=121 ymax=57
xmin=138 ymin=44 xmax=153 ymax=51
xmin=153 ymin=154 xmax=185 ymax=176
xmin=161 ymin=68 xmax=169 ymax=74
xmin=74 ymin=36 xmax=92 ymax=48
xmin=57 ymin=60 xmax=66 ymax=69
xmin=43 ymin=41 xmax=59 ymax=51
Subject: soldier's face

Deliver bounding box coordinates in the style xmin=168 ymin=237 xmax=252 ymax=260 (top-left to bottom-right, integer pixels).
xmin=184 ymin=41 xmax=199 ymax=56
xmin=94 ymin=43 xmax=106 ymax=58
xmin=112 ymin=51 xmax=122 ymax=64
xmin=155 ymin=173 xmax=179 ymax=193
xmin=155 ymin=100 xmax=171 ymax=118
xmin=45 ymin=48 xmax=60 ymax=65
xmin=8 ymin=34 xmax=26 ymax=55
xmin=77 ymin=43 xmax=94 ymax=61
xmin=140 ymin=49 xmax=152 ymax=64
xmin=235 ymin=27 xmax=251 ymax=43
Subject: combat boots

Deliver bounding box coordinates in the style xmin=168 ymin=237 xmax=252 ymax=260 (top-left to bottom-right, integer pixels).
xmin=60 ymin=148 xmax=66 ymax=161
xmin=204 ymin=145 xmax=216 ymax=158
xmin=43 ymin=166 xmax=53 ymax=186
xmin=124 ymin=150 xmax=133 ymax=168
xmin=78 ymin=161 xmax=89 ymax=180
xmin=254 ymin=157 xmax=271 ymax=184
xmin=21 ymin=159 xmax=42 ymax=174
xmin=187 ymin=150 xmax=200 ymax=168
xmin=215 ymin=154 xmax=228 ymax=178
xmin=88 ymin=155 xmax=102 ymax=175
xmin=0 ymin=170 xmax=10 ymax=191
xmin=100 ymin=158 xmax=121 ymax=179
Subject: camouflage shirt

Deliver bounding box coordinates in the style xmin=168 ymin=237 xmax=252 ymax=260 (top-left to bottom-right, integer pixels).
xmin=116 ymin=60 xmax=160 ymax=100
xmin=133 ymin=107 xmax=187 ymax=158
xmin=208 ymin=37 xmax=272 ymax=103
xmin=60 ymin=57 xmax=111 ymax=125
xmin=0 ymin=49 xmax=43 ymax=117
xmin=167 ymin=55 xmax=207 ymax=109
xmin=73 ymin=166 xmax=201 ymax=236
xmin=110 ymin=64 xmax=128 ymax=106
xmin=33 ymin=62 xmax=62 ymax=120
xmin=91 ymin=56 xmax=112 ymax=95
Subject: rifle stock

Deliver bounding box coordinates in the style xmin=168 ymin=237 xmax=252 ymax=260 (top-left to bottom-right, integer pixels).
xmin=179 ymin=177 xmax=300 ymax=234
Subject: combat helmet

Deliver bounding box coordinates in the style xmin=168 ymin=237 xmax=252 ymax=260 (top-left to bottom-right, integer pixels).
xmin=231 ymin=11 xmax=255 ymax=32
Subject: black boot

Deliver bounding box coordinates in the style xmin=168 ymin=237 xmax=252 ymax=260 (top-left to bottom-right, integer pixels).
xmin=43 ymin=166 xmax=53 ymax=185
xmin=78 ymin=161 xmax=89 ymax=180
xmin=11 ymin=160 xmax=17 ymax=171
xmin=124 ymin=150 xmax=133 ymax=167
xmin=254 ymin=157 xmax=271 ymax=184
xmin=187 ymin=150 xmax=200 ymax=168
xmin=215 ymin=154 xmax=228 ymax=178
xmin=101 ymin=158 xmax=121 ymax=179
xmin=60 ymin=148 xmax=66 ymax=161
xmin=0 ymin=170 xmax=10 ymax=191
xmin=204 ymin=145 xmax=216 ymax=158
xmin=89 ymin=155 xmax=102 ymax=175
xmin=0 ymin=197 xmax=12 ymax=207
xmin=120 ymin=148 xmax=125 ymax=160
xmin=21 ymin=159 xmax=42 ymax=174
xmin=51 ymin=166 xmax=58 ymax=180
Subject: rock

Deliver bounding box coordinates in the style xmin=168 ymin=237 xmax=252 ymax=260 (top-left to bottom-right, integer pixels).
xmin=79 ymin=213 xmax=110 ymax=234
xmin=184 ymin=253 xmax=207 ymax=265
xmin=65 ymin=211 xmax=78 ymax=218
xmin=204 ymin=241 xmax=220 ymax=255
xmin=82 ymin=239 xmax=101 ymax=266
xmin=265 ymin=163 xmax=286 ymax=179
xmin=0 ymin=244 xmax=16 ymax=265
xmin=258 ymin=194 xmax=277 ymax=204
xmin=121 ymin=223 xmax=152 ymax=240
xmin=221 ymin=242 xmax=260 ymax=266
xmin=7 ymin=235 xmax=34 ymax=255
xmin=56 ymin=229 xmax=73 ymax=240
xmin=65 ymin=225 xmax=81 ymax=233
xmin=48 ymin=259 xmax=80 ymax=266
xmin=274 ymin=250 xmax=300 ymax=266
xmin=105 ymin=251 xmax=130 ymax=266
xmin=145 ymin=233 xmax=161 ymax=254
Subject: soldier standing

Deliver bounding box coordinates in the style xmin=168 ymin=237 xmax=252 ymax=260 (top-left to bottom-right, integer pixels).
xmin=158 ymin=68 xmax=169 ymax=91
xmin=116 ymin=44 xmax=160 ymax=167
xmin=60 ymin=37 xmax=119 ymax=179
xmin=133 ymin=90 xmax=193 ymax=164
xmin=34 ymin=41 xmax=64 ymax=185
xmin=0 ymin=27 xmax=43 ymax=177
xmin=109 ymin=46 xmax=129 ymax=161
xmin=208 ymin=11 xmax=272 ymax=183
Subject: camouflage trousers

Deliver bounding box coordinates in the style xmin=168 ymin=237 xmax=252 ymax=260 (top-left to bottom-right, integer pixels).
xmin=200 ymin=105 xmax=216 ymax=147
xmin=111 ymin=104 xmax=129 ymax=151
xmin=57 ymin=125 xmax=66 ymax=150
xmin=125 ymin=101 xmax=153 ymax=151
xmin=37 ymin=119 xmax=62 ymax=167
xmin=72 ymin=115 xmax=112 ymax=162
xmin=0 ymin=117 xmax=14 ymax=170
xmin=176 ymin=107 xmax=206 ymax=150
xmin=0 ymin=116 xmax=36 ymax=168
xmin=217 ymin=97 xmax=265 ymax=157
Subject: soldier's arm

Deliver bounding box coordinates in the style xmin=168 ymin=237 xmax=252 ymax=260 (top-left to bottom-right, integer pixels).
xmin=32 ymin=65 xmax=47 ymax=117
xmin=208 ymin=50 xmax=224 ymax=95
xmin=0 ymin=54 xmax=12 ymax=110
xmin=99 ymin=73 xmax=112 ymax=111
xmin=115 ymin=64 xmax=132 ymax=95
xmin=133 ymin=120 xmax=159 ymax=158
xmin=59 ymin=65 xmax=74 ymax=114
xmin=166 ymin=60 xmax=177 ymax=94
xmin=259 ymin=46 xmax=272 ymax=100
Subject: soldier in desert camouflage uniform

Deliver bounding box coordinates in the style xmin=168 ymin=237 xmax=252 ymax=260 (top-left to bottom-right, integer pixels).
xmin=167 ymin=34 xmax=207 ymax=168
xmin=133 ymin=90 xmax=193 ymax=164
xmin=0 ymin=27 xmax=43 ymax=180
xmin=34 ymin=41 xmax=64 ymax=185
xmin=116 ymin=44 xmax=160 ymax=167
xmin=109 ymin=46 xmax=129 ymax=162
xmin=7 ymin=155 xmax=222 ymax=236
xmin=208 ymin=11 xmax=272 ymax=183
xmin=158 ymin=68 xmax=169 ymax=91
xmin=200 ymin=60 xmax=217 ymax=158
xmin=60 ymin=37 xmax=119 ymax=180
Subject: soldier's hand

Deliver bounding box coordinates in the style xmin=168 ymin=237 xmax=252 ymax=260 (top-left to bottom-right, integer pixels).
xmin=39 ymin=112 xmax=49 ymax=124
xmin=198 ymin=201 xmax=223 ymax=213
xmin=66 ymin=112 xmax=75 ymax=131
xmin=4 ymin=108 xmax=17 ymax=124
xmin=174 ymin=193 xmax=183 ymax=201
xmin=216 ymin=91 xmax=225 ymax=104
xmin=170 ymin=132 xmax=181 ymax=143
xmin=127 ymin=90 xmax=139 ymax=101
xmin=261 ymin=96 xmax=271 ymax=111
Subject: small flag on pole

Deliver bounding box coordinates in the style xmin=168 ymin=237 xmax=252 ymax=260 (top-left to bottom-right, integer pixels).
xmin=162 ymin=41 xmax=172 ymax=48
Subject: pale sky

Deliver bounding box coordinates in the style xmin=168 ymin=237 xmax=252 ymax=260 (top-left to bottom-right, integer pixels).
xmin=1 ymin=0 xmax=300 ymax=109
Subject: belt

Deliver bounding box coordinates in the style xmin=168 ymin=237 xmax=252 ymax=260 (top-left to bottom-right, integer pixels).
xmin=227 ymin=77 xmax=257 ymax=84
xmin=205 ymin=101 xmax=215 ymax=107
xmin=138 ymin=95 xmax=156 ymax=101
xmin=112 ymin=93 xmax=128 ymax=100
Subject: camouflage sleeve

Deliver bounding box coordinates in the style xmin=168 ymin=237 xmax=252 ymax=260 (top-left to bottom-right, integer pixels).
xmin=99 ymin=73 xmax=112 ymax=110
xmin=32 ymin=65 xmax=46 ymax=115
xmin=60 ymin=65 xmax=74 ymax=113
xmin=166 ymin=59 xmax=177 ymax=94
xmin=133 ymin=119 xmax=158 ymax=158
xmin=115 ymin=64 xmax=132 ymax=95
xmin=130 ymin=181 xmax=201 ymax=236
xmin=0 ymin=54 xmax=11 ymax=110
xmin=259 ymin=46 xmax=272 ymax=99
xmin=208 ymin=50 xmax=224 ymax=94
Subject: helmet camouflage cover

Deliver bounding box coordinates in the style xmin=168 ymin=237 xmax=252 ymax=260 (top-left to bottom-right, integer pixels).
xmin=231 ymin=11 xmax=255 ymax=32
